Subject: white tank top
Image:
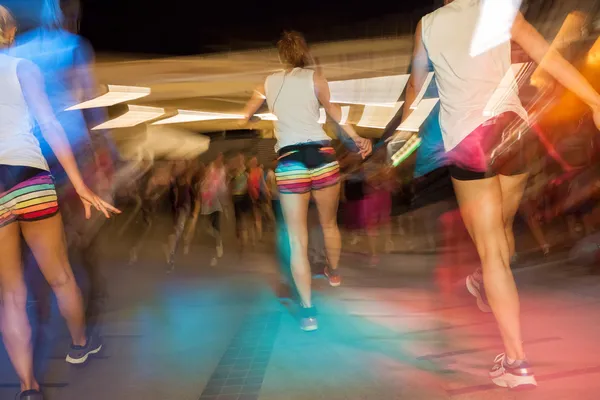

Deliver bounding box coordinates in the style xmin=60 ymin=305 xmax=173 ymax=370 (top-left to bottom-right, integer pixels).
xmin=421 ymin=0 xmax=528 ymax=151
xmin=265 ymin=68 xmax=330 ymax=151
xmin=0 ymin=53 xmax=49 ymax=171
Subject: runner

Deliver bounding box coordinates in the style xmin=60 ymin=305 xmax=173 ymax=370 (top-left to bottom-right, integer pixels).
xmin=403 ymin=0 xmax=600 ymax=388
xmin=241 ymin=31 xmax=371 ymax=331
xmin=201 ymin=154 xmax=227 ymax=266
xmin=0 ymin=7 xmax=120 ymax=399
xmin=165 ymin=161 xmax=193 ymax=273
xmin=229 ymin=153 xmax=253 ymax=252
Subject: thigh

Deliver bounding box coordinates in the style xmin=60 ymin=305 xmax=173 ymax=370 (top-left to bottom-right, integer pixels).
xmin=20 ymin=213 xmax=74 ymax=286
xmin=451 ymin=176 xmax=505 ymax=250
xmin=312 ymin=182 xmax=341 ymax=228
xmin=0 ymin=222 xmax=24 ymax=294
xmin=499 ymin=173 xmax=529 ymax=224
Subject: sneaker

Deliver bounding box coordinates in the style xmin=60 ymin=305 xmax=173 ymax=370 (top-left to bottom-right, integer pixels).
xmin=300 ymin=306 xmax=318 ymax=332
xmin=489 ymin=353 xmax=537 ymax=390
xmin=324 ymin=266 xmax=341 ymax=287
xmin=466 ymin=273 xmax=491 ymax=313
xmin=66 ymin=335 xmax=103 ymax=365
xmin=17 ymin=390 xmax=44 ymax=400
xmin=210 ymin=257 xmax=218 ymax=267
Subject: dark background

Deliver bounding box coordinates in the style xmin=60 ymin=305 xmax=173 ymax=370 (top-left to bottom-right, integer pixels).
xmin=77 ymin=0 xmax=435 ymax=55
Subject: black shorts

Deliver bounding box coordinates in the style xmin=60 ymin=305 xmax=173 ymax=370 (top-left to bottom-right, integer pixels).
xmin=233 ymin=194 xmax=252 ymax=219
xmin=448 ymin=112 xmax=535 ymax=181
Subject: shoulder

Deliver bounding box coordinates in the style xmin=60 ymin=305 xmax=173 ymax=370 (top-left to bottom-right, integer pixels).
xmin=16 ymin=59 xmax=42 ymax=82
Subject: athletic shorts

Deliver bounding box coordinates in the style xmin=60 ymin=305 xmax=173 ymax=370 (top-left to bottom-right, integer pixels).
xmin=275 ymin=143 xmax=340 ymax=194
xmin=447 ymin=112 xmax=532 ymax=181
xmin=0 ymin=166 xmax=59 ymax=229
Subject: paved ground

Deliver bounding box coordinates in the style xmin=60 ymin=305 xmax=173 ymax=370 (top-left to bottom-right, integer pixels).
xmin=1 ymin=219 xmax=600 ymax=400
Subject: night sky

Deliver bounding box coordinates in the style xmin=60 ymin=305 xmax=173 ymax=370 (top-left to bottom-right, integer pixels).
xmin=78 ymin=0 xmax=436 ymax=55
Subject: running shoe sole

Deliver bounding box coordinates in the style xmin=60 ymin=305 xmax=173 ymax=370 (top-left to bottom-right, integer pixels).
xmin=466 ymin=275 xmax=492 ymax=313
xmin=65 ymin=344 xmax=103 ymax=365
xmin=491 ymin=374 xmax=537 ymax=390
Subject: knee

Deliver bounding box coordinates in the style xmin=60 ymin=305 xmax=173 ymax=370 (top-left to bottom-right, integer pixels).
xmin=320 ymin=219 xmax=339 ymax=234
xmin=48 ymin=271 xmax=74 ymax=290
xmin=1 ymin=285 xmax=28 ymax=310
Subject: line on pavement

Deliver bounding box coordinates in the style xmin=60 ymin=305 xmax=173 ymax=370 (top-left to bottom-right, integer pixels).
xmin=417 ymin=336 xmax=562 ymax=360
xmin=198 ymin=312 xmax=281 ymax=400
xmin=447 ymin=365 xmax=600 ymax=396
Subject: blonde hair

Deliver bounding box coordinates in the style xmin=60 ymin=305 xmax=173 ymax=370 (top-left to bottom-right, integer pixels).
xmin=0 ymin=6 xmax=16 ymax=46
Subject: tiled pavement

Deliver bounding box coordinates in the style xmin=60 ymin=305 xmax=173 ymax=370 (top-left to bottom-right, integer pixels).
xmin=1 ymin=233 xmax=600 ymax=400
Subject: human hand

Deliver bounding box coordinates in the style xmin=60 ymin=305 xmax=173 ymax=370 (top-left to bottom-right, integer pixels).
xmin=354 ymin=137 xmax=373 ymax=159
xmin=76 ymin=185 xmax=122 ymax=219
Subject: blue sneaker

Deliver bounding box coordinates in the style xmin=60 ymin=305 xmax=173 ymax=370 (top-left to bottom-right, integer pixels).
xmin=300 ymin=306 xmax=318 ymax=332
xmin=66 ymin=335 xmax=103 ymax=365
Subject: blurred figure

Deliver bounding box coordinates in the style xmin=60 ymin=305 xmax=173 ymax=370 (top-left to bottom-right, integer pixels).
xmin=200 ymin=154 xmax=227 ymax=266
xmin=248 ymin=156 xmax=266 ymax=242
xmin=10 ymin=0 xmax=116 ymax=345
xmin=241 ymin=31 xmax=371 ymax=331
xmin=183 ymin=161 xmax=206 ymax=255
xmin=165 ymin=160 xmax=193 ymax=272
xmin=229 ymin=153 xmax=253 ymax=252
xmin=129 ymin=162 xmax=172 ymax=265
xmin=404 ymin=0 xmax=600 ymax=388
xmin=0 ymin=7 xmax=119 ymax=399
xmin=362 ymin=148 xmax=394 ymax=266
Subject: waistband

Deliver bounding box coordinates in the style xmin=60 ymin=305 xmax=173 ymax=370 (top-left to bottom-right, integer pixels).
xmin=277 ymin=141 xmax=333 ymax=160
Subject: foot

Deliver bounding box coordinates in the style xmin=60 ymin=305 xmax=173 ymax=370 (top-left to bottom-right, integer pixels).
xmin=542 ymin=244 xmax=550 ymax=256
xmin=216 ymin=241 xmax=223 ymax=258
xmin=210 ymin=257 xmax=218 ymax=267
xmin=300 ymin=306 xmax=318 ymax=332
xmin=183 ymin=244 xmax=190 ymax=255
xmin=369 ymin=255 xmax=380 ymax=268
xmin=324 ymin=266 xmax=341 ymax=287
xmin=466 ymin=273 xmax=491 ymax=313
xmin=489 ymin=354 xmax=537 ymax=390
xmin=66 ymin=335 xmax=103 ymax=365
xmin=17 ymin=389 xmax=44 ymax=400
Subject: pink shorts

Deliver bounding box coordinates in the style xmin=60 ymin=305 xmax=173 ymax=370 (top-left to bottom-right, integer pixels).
xmin=447 ymin=112 xmax=531 ymax=181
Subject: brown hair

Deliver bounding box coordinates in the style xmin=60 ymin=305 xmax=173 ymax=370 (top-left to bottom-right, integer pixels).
xmin=277 ymin=31 xmax=312 ymax=69
xmin=0 ymin=6 xmax=16 ymax=46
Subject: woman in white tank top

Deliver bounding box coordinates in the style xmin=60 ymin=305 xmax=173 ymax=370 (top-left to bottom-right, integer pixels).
xmin=241 ymin=31 xmax=371 ymax=331
xmin=401 ymin=0 xmax=600 ymax=389
xmin=0 ymin=8 xmax=120 ymax=400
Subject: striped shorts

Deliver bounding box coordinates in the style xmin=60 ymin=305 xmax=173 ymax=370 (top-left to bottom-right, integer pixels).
xmin=0 ymin=166 xmax=60 ymax=229
xmin=275 ymin=144 xmax=340 ymax=194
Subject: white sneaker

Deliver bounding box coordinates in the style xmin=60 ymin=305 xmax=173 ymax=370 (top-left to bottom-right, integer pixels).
xmin=489 ymin=353 xmax=537 ymax=390
xmin=210 ymin=257 xmax=218 ymax=267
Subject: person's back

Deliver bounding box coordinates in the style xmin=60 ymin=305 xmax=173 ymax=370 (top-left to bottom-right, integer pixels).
xmin=265 ymin=68 xmax=330 ymax=150
xmin=0 ymin=52 xmax=48 ymax=172
xmin=421 ymin=0 xmax=527 ymax=150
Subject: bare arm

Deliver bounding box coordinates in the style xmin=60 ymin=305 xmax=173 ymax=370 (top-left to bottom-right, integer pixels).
xmin=19 ymin=60 xmax=120 ymax=218
xmin=511 ymin=13 xmax=600 ymax=111
xmin=19 ymin=60 xmax=86 ymax=192
xmin=241 ymin=83 xmax=266 ymax=123
xmin=401 ymin=20 xmax=431 ymax=124
xmin=314 ymin=72 xmax=371 ymax=157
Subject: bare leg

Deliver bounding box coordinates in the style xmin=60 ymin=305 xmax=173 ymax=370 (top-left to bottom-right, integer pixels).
xmin=453 ymin=176 xmax=524 ymax=360
xmin=499 ymin=173 xmax=529 ymax=258
xmin=21 ymin=215 xmax=87 ymax=348
xmin=313 ymin=183 xmax=342 ymax=271
xmin=279 ymin=192 xmax=311 ymax=306
xmin=0 ymin=222 xmax=39 ymax=392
